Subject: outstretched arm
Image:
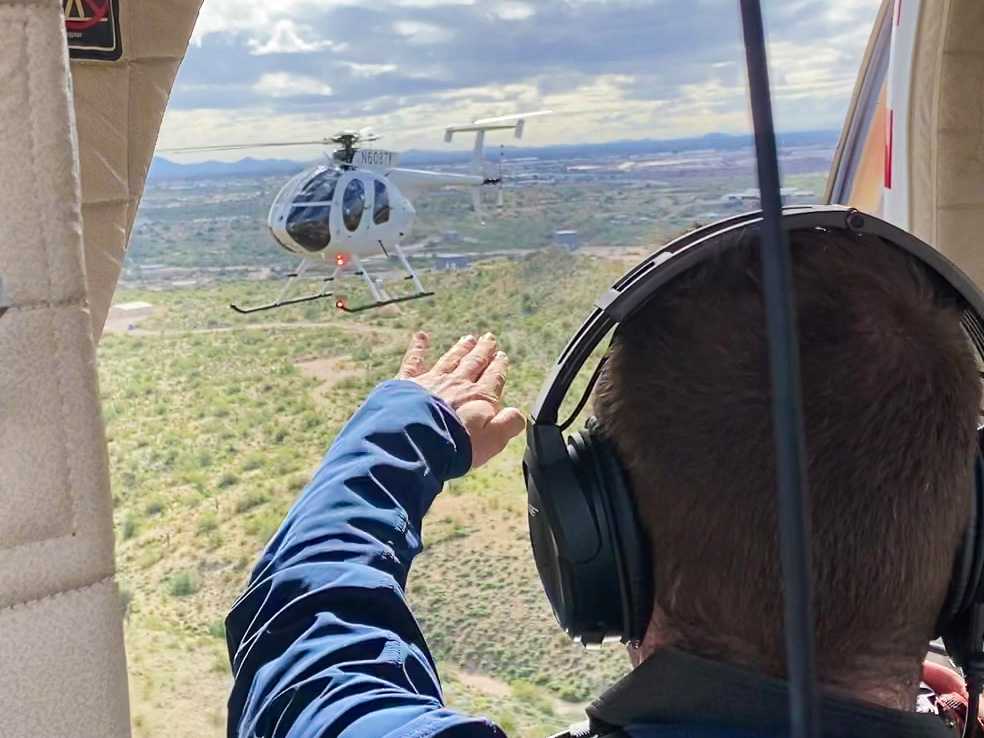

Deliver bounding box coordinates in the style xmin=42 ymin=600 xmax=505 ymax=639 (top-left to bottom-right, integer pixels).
xmin=225 ymin=333 xmax=525 ymax=738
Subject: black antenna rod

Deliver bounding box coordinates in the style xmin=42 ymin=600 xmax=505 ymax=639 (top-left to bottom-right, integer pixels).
xmin=738 ymin=4 xmax=820 ymax=738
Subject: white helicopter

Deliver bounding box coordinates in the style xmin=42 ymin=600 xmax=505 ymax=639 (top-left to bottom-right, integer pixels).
xmin=162 ymin=111 xmax=550 ymax=314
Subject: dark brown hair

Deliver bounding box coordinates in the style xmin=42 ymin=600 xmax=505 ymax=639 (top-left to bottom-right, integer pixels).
xmin=594 ymin=226 xmax=981 ymax=684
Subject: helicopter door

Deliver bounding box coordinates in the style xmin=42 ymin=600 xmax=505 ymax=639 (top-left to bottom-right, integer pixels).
xmin=334 ymin=174 xmax=372 ymax=248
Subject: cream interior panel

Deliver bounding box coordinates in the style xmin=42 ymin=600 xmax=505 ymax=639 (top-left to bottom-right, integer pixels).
xmin=0 ymin=579 xmax=130 ymax=738
xmin=0 ymin=0 xmax=130 ymax=735
xmin=0 ymin=305 xmax=116 ymax=609
xmin=907 ymin=0 xmax=944 ymax=244
xmin=909 ymin=0 xmax=984 ymax=286
xmin=0 ymin=2 xmax=86 ymax=308
xmin=71 ymin=0 xmax=204 ymax=339
xmin=944 ymin=0 xmax=984 ymax=53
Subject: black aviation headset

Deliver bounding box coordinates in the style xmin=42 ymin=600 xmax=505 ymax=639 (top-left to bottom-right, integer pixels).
xmin=522 ymin=205 xmax=984 ymax=728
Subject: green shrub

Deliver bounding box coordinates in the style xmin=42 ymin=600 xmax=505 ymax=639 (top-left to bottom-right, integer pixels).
xmin=245 ymin=510 xmax=282 ymax=543
xmin=491 ymin=713 xmax=518 ymax=735
xmin=241 ymin=452 xmax=265 ymax=472
xmin=119 ymin=586 xmax=134 ymax=618
xmin=121 ymin=513 xmax=140 ymax=541
xmin=510 ymin=680 xmax=554 ymax=715
xmin=144 ymin=497 xmax=165 ymax=516
xmin=197 ymin=512 xmax=218 ymax=534
xmin=217 ymin=472 xmax=239 ymax=489
xmin=207 ymin=619 xmax=226 ymax=639
xmin=287 ymin=473 xmax=309 ymax=494
xmin=137 ymin=545 xmax=163 ymax=570
xmin=166 ymin=570 xmax=200 ymax=598
xmin=210 ymin=652 xmax=230 ymax=674
xmin=235 ymin=490 xmax=270 ymax=514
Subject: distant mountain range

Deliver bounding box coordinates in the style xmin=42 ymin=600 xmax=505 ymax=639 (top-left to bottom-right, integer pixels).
xmin=148 ymin=129 xmax=840 ymax=181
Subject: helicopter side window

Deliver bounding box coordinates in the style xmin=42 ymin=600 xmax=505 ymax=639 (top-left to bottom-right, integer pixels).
xmin=373 ymin=179 xmax=390 ymax=225
xmin=343 ymin=179 xmax=366 ymax=231
xmin=286 ymin=205 xmax=331 ymax=252
xmin=294 ymin=168 xmax=340 ymax=204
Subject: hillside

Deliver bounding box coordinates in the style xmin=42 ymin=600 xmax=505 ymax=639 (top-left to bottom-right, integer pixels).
xmin=101 ymin=253 xmax=635 ymax=738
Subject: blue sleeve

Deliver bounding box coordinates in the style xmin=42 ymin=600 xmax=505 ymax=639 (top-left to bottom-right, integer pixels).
xmin=225 ymin=380 xmax=507 ymax=738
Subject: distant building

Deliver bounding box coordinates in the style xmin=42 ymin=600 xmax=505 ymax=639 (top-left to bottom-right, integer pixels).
xmin=554 ymin=229 xmax=578 ymax=251
xmin=434 ymin=253 xmax=472 ymax=271
xmin=108 ymin=301 xmax=154 ymax=321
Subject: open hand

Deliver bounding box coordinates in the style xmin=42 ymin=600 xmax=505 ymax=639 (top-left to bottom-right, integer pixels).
xmin=397 ymin=331 xmax=526 ymax=468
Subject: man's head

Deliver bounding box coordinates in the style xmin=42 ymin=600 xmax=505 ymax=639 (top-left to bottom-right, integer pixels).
xmin=594 ymin=226 xmax=981 ymax=699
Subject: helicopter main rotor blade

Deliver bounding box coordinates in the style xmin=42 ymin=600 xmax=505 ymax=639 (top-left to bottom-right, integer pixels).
xmin=158 ymin=140 xmax=331 ymax=154
xmin=471 ymin=110 xmax=553 ymax=125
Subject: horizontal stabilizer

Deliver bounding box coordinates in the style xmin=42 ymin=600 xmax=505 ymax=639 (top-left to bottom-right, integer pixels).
xmin=444 ymin=110 xmax=552 ymax=143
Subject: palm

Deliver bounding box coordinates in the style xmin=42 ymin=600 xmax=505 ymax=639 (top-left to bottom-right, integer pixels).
xmin=397 ymin=332 xmax=526 ymax=468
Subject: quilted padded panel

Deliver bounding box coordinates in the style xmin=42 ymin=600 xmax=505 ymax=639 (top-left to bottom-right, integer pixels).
xmin=0 ymin=1 xmax=86 ymax=309
xmin=0 ymin=304 xmax=115 ymax=591
xmin=0 ymin=0 xmax=129 ymax=735
xmin=0 ymin=579 xmax=130 ymax=738
xmin=71 ymin=0 xmax=204 ymax=340
xmin=0 ymin=307 xmax=77 ymax=549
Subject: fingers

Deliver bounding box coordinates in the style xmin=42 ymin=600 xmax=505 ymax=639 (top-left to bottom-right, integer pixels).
xmin=454 ymin=332 xmax=498 ymax=381
xmin=470 ymin=407 xmax=527 ymax=468
xmin=397 ymin=331 xmax=430 ymax=379
xmin=490 ymin=407 xmax=527 ymax=444
xmin=433 ymin=334 xmax=477 ymax=374
xmin=477 ymin=351 xmax=509 ymax=399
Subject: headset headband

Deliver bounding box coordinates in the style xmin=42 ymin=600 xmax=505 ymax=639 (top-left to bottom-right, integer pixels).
xmin=532 ymin=205 xmax=984 ymax=428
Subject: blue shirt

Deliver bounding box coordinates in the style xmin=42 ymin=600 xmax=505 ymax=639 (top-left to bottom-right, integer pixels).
xmin=226 ymin=380 xmax=507 ymax=737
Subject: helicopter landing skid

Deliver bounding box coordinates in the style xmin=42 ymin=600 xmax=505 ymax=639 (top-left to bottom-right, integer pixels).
xmin=230 ymin=259 xmax=336 ymax=314
xmin=335 ymin=291 xmax=435 ymax=314
xmin=230 ymin=290 xmax=335 ymax=315
xmin=230 ymin=246 xmax=433 ymax=316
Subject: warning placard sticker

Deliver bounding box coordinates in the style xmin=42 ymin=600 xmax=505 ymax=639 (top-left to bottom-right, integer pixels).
xmin=64 ymin=0 xmax=122 ymax=61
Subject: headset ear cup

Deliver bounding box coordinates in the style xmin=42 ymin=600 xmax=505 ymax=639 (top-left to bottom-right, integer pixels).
xmin=941 ymin=453 xmax=984 ymax=668
xmin=580 ymin=419 xmax=654 ymax=643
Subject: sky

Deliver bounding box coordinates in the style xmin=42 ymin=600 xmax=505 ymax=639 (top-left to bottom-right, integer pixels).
xmin=158 ymin=0 xmax=881 ymax=162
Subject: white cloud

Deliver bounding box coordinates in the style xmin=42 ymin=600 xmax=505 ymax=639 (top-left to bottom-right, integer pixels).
xmin=248 ymin=20 xmax=337 ymax=55
xmin=344 ymin=62 xmax=399 ymax=77
xmin=395 ymin=0 xmax=474 ymax=5
xmin=492 ymin=1 xmax=535 ymax=20
xmin=191 ymin=0 xmax=351 ymax=44
xmin=253 ymin=73 xmax=334 ymax=98
xmin=393 ymin=20 xmax=454 ymax=44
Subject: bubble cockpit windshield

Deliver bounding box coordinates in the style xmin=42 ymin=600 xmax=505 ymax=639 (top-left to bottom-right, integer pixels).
xmin=285 ymin=166 xmax=342 ymax=252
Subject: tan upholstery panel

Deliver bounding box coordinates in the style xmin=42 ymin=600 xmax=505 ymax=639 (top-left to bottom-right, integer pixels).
xmin=0 ymin=0 xmax=129 ymax=735
xmin=0 ymin=579 xmax=131 ymax=738
xmin=945 ymin=0 xmax=984 ymax=53
xmin=0 ymin=305 xmax=117 ymax=602
xmin=937 ymin=207 xmax=984 ymax=275
xmin=907 ymin=0 xmax=944 ymax=245
xmin=909 ymin=0 xmax=984 ymax=286
xmin=0 ymin=2 xmax=86 ymax=308
xmin=71 ymin=0 xmax=204 ymax=339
